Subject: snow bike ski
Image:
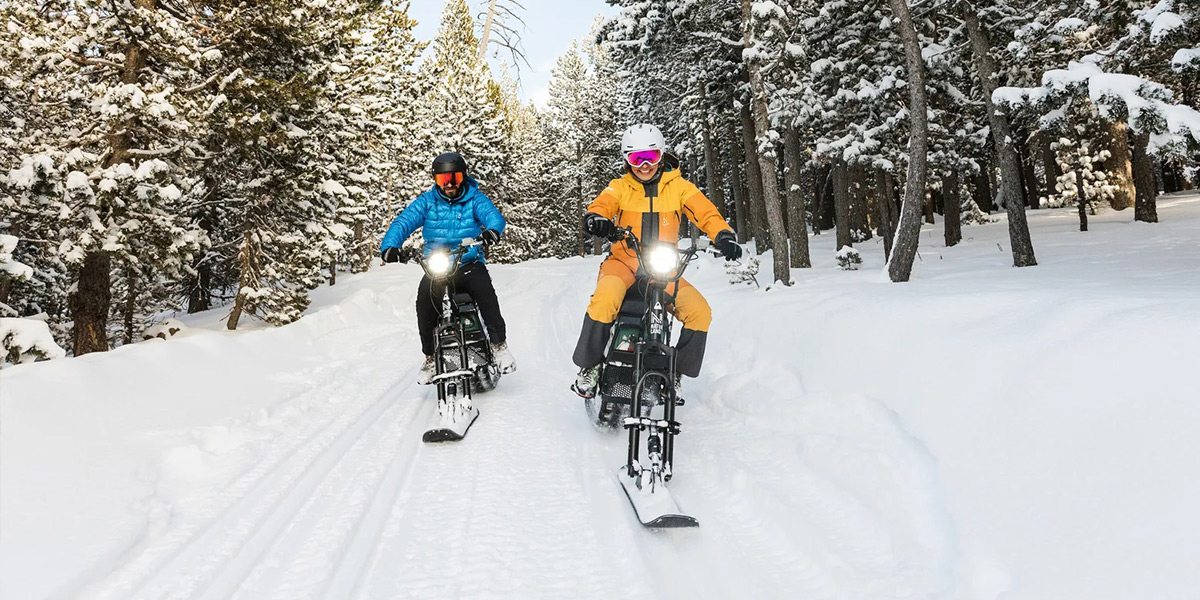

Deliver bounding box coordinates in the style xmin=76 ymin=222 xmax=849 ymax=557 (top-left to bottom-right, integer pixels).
xmin=587 ymin=228 xmax=708 ymax=527
xmin=420 ymin=238 xmax=501 ymax=443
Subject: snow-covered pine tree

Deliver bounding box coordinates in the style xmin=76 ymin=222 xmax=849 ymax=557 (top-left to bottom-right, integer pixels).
xmin=739 ymin=0 xmax=792 ymax=284
xmin=419 ymin=0 xmax=507 ymax=189
xmin=187 ymin=0 xmax=376 ymax=330
xmin=1 ymin=0 xmax=207 ymax=354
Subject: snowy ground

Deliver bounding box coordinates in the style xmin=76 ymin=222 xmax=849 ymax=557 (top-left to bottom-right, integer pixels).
xmin=3 ymin=194 xmax=1200 ymax=599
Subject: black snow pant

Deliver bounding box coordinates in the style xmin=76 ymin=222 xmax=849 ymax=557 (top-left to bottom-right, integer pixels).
xmin=416 ymin=262 xmax=506 ymax=356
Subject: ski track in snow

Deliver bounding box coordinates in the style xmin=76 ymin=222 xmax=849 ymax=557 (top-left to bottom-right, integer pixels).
xmin=40 ymin=260 xmax=953 ymax=599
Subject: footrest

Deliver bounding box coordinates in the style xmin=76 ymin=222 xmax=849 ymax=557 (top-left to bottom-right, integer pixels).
xmin=427 ymin=369 xmax=473 ymax=384
xmin=621 ymin=416 xmax=681 ymax=435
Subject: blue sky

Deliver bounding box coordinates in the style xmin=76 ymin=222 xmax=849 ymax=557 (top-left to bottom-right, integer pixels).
xmin=407 ymin=0 xmax=619 ymax=107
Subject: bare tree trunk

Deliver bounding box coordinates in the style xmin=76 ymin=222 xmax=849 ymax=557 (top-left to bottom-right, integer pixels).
xmin=726 ymin=123 xmax=749 ymax=238
xmin=886 ymin=0 xmax=930 ymax=282
xmin=783 ymin=127 xmax=811 ymax=268
xmin=814 ymin=162 xmax=833 ymax=232
xmin=226 ymin=229 xmax=252 ymax=330
xmin=875 ymin=167 xmax=896 ymax=259
xmin=973 ymin=160 xmax=995 ymax=212
xmin=1075 ymin=169 xmax=1089 ymax=232
xmin=1016 ymin=129 xmax=1041 ymax=208
xmin=944 ymin=169 xmax=962 ymax=246
xmin=701 ymin=88 xmax=726 ymax=220
xmin=0 ymin=277 xmax=11 ymax=311
xmin=741 ymin=0 xmax=791 ymax=283
xmin=833 ymin=161 xmax=852 ymax=250
xmin=1040 ymin=133 xmax=1058 ymax=206
xmin=924 ymin=185 xmax=937 ymax=224
xmin=738 ymin=102 xmax=767 ymax=252
xmin=1104 ymin=121 xmax=1135 ymax=210
xmin=70 ymin=252 xmax=111 ymax=355
xmin=1131 ymin=130 xmax=1159 ymax=223
xmin=849 ymin=162 xmax=873 ymax=239
xmin=477 ymin=0 xmax=498 ymax=60
xmin=1161 ymin=159 xmax=1186 ymax=193
xmin=122 ymin=270 xmax=138 ymax=345
xmin=964 ymin=6 xmax=1037 ymax=267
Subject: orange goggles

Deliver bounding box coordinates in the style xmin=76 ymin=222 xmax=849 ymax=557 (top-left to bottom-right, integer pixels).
xmin=435 ymin=172 xmax=464 ymax=187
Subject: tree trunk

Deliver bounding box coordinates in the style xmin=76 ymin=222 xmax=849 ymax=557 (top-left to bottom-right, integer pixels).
xmin=70 ymin=0 xmax=156 ymax=354
xmin=1131 ymin=130 xmax=1158 ymax=223
xmin=833 ymin=160 xmax=852 ymax=250
xmin=886 ymin=0 xmax=930 ymax=282
xmin=944 ymin=169 xmax=962 ymax=247
xmin=924 ymin=185 xmax=937 ymax=224
xmin=1161 ymin=159 xmax=1185 ymax=193
xmin=726 ymin=122 xmax=749 ymax=239
xmin=70 ymin=252 xmax=111 ymax=355
xmin=741 ymin=0 xmax=791 ymax=283
xmin=814 ymin=163 xmax=834 ymax=232
xmin=1040 ymin=133 xmax=1059 ymax=207
xmin=964 ymin=6 xmax=1037 ymax=267
xmin=701 ymin=90 xmax=726 ymax=218
xmin=477 ymin=0 xmax=498 ymax=60
xmin=973 ymin=160 xmax=995 ymax=212
xmin=875 ymin=167 xmax=896 ymax=259
xmin=783 ymin=127 xmax=811 ymax=268
xmin=188 ymin=174 xmax=217 ymax=312
xmin=849 ymin=162 xmax=873 ymax=239
xmin=0 ymin=277 xmax=11 ymax=311
xmin=1075 ymin=169 xmax=1089 ymax=232
xmin=226 ymin=229 xmax=252 ymax=330
xmin=738 ymin=101 xmax=767 ymax=252
xmin=123 ymin=270 xmax=138 ymax=345
xmin=1017 ymin=129 xmax=1041 ymax=208
xmin=1104 ymin=121 xmax=1135 ymax=210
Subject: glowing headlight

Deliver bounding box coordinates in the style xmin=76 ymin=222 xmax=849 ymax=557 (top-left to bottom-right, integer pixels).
xmin=426 ymin=251 xmax=452 ymax=275
xmin=647 ymin=245 xmax=679 ymax=277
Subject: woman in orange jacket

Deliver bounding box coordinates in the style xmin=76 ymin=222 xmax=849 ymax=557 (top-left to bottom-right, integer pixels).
xmin=572 ymin=124 xmax=743 ymax=398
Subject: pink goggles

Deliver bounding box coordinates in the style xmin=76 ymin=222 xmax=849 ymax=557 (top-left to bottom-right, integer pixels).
xmin=625 ymin=149 xmax=663 ymax=167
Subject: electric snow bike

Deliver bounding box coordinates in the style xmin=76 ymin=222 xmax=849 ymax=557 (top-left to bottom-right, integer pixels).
xmin=419 ymin=238 xmax=501 ymax=442
xmin=588 ymin=228 xmax=709 ymax=527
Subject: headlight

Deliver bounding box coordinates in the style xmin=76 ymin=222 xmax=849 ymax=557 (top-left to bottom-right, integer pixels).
xmin=647 ymin=245 xmax=679 ymax=277
xmin=426 ymin=251 xmax=452 ymax=275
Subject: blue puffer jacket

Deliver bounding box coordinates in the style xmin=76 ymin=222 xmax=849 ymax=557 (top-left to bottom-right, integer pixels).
xmin=380 ymin=176 xmax=506 ymax=265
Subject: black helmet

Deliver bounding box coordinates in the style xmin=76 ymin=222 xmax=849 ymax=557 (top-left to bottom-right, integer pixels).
xmin=432 ymin=152 xmax=468 ymax=175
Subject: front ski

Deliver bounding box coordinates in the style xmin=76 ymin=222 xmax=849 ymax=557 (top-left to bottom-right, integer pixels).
xmin=423 ymin=404 xmax=479 ymax=443
xmin=616 ymin=466 xmax=698 ymax=528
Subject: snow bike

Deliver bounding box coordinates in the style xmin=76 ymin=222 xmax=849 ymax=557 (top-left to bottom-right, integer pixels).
xmin=589 ymin=227 xmax=708 ymax=527
xmin=420 ymin=237 xmax=501 ymax=442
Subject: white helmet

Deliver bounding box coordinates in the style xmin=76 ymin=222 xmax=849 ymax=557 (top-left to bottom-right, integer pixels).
xmin=620 ymin=124 xmax=667 ymax=155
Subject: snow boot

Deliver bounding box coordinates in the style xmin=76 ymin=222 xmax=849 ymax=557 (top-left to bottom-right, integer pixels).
xmin=417 ymin=354 xmax=437 ymax=385
xmin=491 ymin=341 xmax=516 ymax=374
xmin=572 ymin=365 xmax=602 ymax=399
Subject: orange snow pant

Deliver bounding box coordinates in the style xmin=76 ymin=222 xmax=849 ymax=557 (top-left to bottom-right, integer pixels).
xmin=573 ymin=256 xmax=712 ymax=377
xmin=585 ymin=257 xmax=712 ymax=331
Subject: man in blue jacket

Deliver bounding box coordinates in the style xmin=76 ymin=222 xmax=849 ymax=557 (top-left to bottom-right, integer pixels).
xmin=380 ymin=152 xmax=515 ymax=384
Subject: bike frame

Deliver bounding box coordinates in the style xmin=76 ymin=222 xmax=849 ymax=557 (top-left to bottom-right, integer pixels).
xmin=611 ymin=229 xmax=704 ymax=481
xmin=420 ymin=241 xmax=495 ymax=404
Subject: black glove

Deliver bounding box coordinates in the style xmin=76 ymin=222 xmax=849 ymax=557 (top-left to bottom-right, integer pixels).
xmin=714 ymin=230 xmax=742 ymax=261
xmin=479 ymin=228 xmax=500 ymax=247
xmin=583 ymin=213 xmax=615 ymax=239
xmin=382 ymin=247 xmax=401 ymax=263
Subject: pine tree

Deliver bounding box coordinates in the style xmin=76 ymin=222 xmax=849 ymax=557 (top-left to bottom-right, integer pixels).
xmin=1 ymin=0 xmax=208 ymax=353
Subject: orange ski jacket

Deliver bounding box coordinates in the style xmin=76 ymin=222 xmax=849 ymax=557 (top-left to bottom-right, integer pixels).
xmin=587 ymin=168 xmax=732 ymax=263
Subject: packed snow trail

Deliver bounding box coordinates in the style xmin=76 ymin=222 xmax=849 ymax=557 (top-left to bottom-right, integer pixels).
xmin=4 ymin=257 xmax=952 ymax=599
xmin=12 ymin=199 xmax=1200 ymax=598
